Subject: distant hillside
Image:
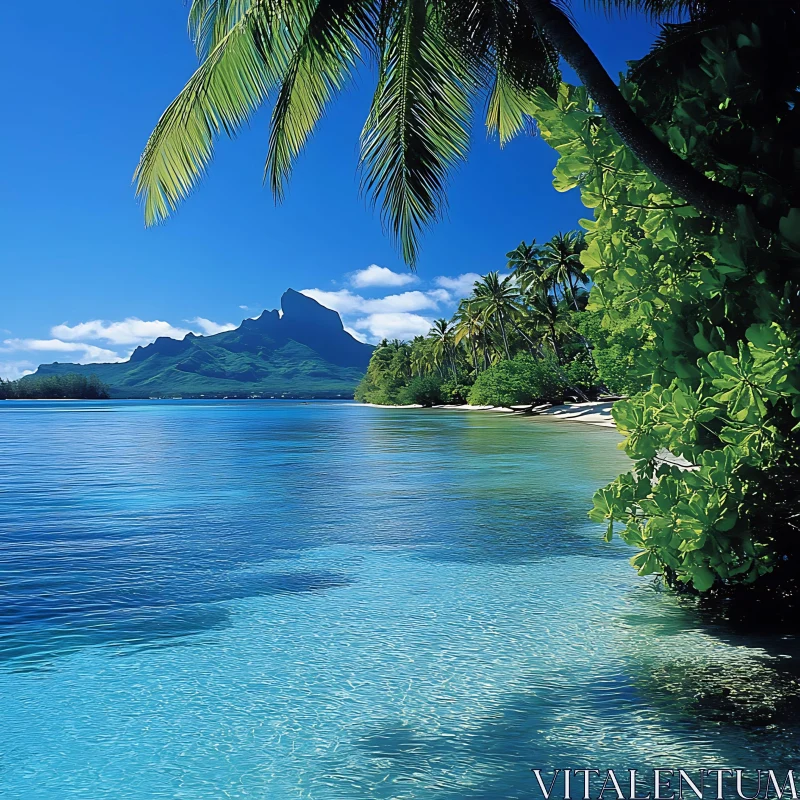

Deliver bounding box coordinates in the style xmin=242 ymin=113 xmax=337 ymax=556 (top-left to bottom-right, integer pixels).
xmin=27 ymin=290 xmax=373 ymax=398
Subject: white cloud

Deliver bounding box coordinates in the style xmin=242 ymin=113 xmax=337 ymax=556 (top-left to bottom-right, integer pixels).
xmin=0 ymin=360 xmax=36 ymax=381
xmin=434 ymin=273 xmax=483 ymax=297
xmin=3 ymin=338 xmax=125 ymax=364
xmin=187 ymin=317 xmax=237 ymax=335
xmin=353 ymin=313 xmax=433 ymax=341
xmin=239 ymin=305 xmax=249 ymax=310
xmin=303 ymin=285 xmax=453 ymax=345
xmin=350 ymin=264 xmax=418 ymax=288
xmin=51 ymin=318 xmax=192 ymax=346
xmin=343 ymin=326 xmax=368 ymax=343
xmin=364 ymin=291 xmax=439 ymax=313
xmin=427 ymin=288 xmax=452 ymax=303
xmin=51 ymin=315 xmax=239 ymax=347
xmin=301 ymin=289 xmax=366 ymax=315
xmin=301 ymin=288 xmax=441 ymax=315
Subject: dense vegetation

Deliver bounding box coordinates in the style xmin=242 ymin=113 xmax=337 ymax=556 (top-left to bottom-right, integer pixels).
xmin=533 ymin=10 xmax=800 ymax=611
xmin=1 ymin=374 xmax=111 ymax=400
xmin=355 ymin=232 xmax=639 ymax=406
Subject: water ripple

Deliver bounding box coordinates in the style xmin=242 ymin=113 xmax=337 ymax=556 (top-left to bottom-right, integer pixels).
xmin=0 ymin=400 xmax=797 ymax=799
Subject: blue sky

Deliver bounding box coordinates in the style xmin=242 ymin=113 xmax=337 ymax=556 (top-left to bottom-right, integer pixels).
xmin=0 ymin=1 xmax=658 ymax=379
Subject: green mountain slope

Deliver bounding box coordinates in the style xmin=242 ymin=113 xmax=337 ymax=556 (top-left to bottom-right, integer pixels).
xmin=27 ymin=290 xmax=374 ymax=397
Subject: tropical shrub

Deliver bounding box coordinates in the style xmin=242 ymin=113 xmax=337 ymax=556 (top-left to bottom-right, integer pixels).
xmin=562 ymin=353 xmax=596 ymax=396
xmin=532 ymin=13 xmax=800 ymax=603
xmin=574 ymin=310 xmax=650 ymax=396
xmin=468 ymin=355 xmax=567 ymax=407
xmin=439 ymin=381 xmax=472 ymax=405
xmin=354 ymin=340 xmax=412 ymax=404
xmin=399 ymin=376 xmax=444 ymax=407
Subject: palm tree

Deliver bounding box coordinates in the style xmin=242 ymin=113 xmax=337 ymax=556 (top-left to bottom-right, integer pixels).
xmin=539 ymin=231 xmax=588 ymax=310
xmin=472 ymin=272 xmax=526 ymax=360
xmin=136 ymin=0 xmax=754 ymax=266
xmin=526 ymin=292 xmax=573 ymax=363
xmin=506 ymin=240 xmax=543 ymax=295
xmin=428 ymin=318 xmax=457 ymax=379
xmin=453 ymin=299 xmax=485 ymax=375
xmin=409 ymin=336 xmax=432 ymax=376
xmin=386 ymin=340 xmax=411 ymax=381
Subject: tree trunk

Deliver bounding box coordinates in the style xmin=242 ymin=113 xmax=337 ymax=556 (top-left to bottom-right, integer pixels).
xmin=549 ymin=328 xmax=563 ymax=364
xmin=521 ymin=0 xmax=750 ymax=224
xmin=567 ymin=275 xmax=580 ymax=311
xmin=509 ymin=317 xmax=544 ymax=358
xmin=498 ymin=313 xmax=511 ymax=359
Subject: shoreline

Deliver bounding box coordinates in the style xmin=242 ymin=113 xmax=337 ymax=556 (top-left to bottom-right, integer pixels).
xmin=362 ymin=400 xmax=617 ymax=428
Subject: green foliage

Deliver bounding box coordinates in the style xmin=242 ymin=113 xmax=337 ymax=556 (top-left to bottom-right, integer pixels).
xmin=399 ymin=376 xmax=444 ymax=407
xmin=354 ymin=340 xmax=414 ymax=404
xmin=356 ymin=229 xmax=624 ymax=406
xmin=574 ymin=310 xmax=650 ymax=396
xmin=467 ymin=355 xmax=567 ymax=407
xmin=439 ymin=381 xmax=471 ymax=404
xmin=562 ymin=353 xmax=596 ymax=395
xmin=2 ymin=374 xmax=111 ymax=400
xmin=533 ymin=14 xmax=800 ymax=595
xmin=355 ymin=336 xmax=475 ymax=405
xmin=356 ymin=257 xmax=613 ymax=407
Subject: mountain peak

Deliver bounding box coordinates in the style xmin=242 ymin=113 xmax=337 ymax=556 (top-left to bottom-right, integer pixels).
xmin=279 ymin=289 xmax=369 ymax=367
xmin=29 ymin=288 xmax=374 ymax=396
xmin=281 ymin=289 xmax=344 ymax=331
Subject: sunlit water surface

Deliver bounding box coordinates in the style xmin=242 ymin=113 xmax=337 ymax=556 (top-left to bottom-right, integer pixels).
xmin=1 ymin=400 xmax=799 ymax=800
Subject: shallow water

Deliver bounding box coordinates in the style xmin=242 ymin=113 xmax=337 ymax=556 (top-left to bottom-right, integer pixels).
xmin=0 ymin=400 xmax=798 ymax=799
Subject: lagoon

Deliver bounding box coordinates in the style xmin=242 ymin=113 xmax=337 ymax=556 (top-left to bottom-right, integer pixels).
xmin=0 ymin=400 xmax=798 ymax=799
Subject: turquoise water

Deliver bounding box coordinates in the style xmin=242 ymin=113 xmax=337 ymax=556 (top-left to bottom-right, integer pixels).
xmin=1 ymin=400 xmax=798 ymax=799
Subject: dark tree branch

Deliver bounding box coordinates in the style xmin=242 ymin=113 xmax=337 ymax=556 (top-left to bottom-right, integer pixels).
xmin=521 ymin=0 xmax=753 ymax=224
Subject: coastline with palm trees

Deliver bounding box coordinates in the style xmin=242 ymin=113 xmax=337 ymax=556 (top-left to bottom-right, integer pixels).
xmin=355 ymin=230 xmax=643 ymax=419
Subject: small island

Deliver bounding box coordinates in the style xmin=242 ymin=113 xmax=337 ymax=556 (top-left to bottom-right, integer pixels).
xmin=0 ymin=373 xmax=110 ymax=400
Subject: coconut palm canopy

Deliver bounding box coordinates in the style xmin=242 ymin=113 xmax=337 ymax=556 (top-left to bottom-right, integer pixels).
xmin=136 ymin=0 xmax=756 ymax=265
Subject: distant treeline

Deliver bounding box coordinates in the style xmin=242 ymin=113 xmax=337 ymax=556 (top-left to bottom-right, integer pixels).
xmin=355 ymin=231 xmax=645 ymax=408
xmin=0 ymin=373 xmax=111 ymax=400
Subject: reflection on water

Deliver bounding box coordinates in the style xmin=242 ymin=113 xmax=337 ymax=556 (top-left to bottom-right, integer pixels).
xmin=0 ymin=400 xmax=797 ymax=799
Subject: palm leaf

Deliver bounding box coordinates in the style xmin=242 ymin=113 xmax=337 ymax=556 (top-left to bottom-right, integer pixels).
xmin=359 ymin=0 xmax=474 ymax=265
xmin=188 ymin=0 xmax=219 ymax=58
xmin=135 ymin=0 xmax=295 ymax=226
xmin=486 ymin=67 xmax=541 ymax=145
xmin=265 ymin=0 xmax=367 ymax=201
xmin=582 ymin=1 xmax=710 ymax=21
xmin=189 ymin=0 xmax=258 ymax=59
xmin=478 ymin=1 xmax=559 ymax=145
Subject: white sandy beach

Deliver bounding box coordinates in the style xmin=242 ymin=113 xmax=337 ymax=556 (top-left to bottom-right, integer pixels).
xmin=363 ymin=400 xmax=617 ymax=428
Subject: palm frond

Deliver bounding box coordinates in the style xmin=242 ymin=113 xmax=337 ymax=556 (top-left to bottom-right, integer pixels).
xmin=135 ymin=0 xmax=293 ymax=226
xmin=483 ymin=2 xmax=559 ymax=144
xmin=188 ymin=0 xmax=218 ymax=58
xmin=266 ymin=0 xmax=367 ymax=201
xmin=189 ymin=0 xmax=258 ymax=60
xmin=359 ymin=0 xmax=474 ymax=265
xmin=581 ymin=0 xmax=708 ymax=21
xmin=437 ymin=1 xmax=558 ymax=146
xmin=486 ymin=68 xmax=540 ymax=145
